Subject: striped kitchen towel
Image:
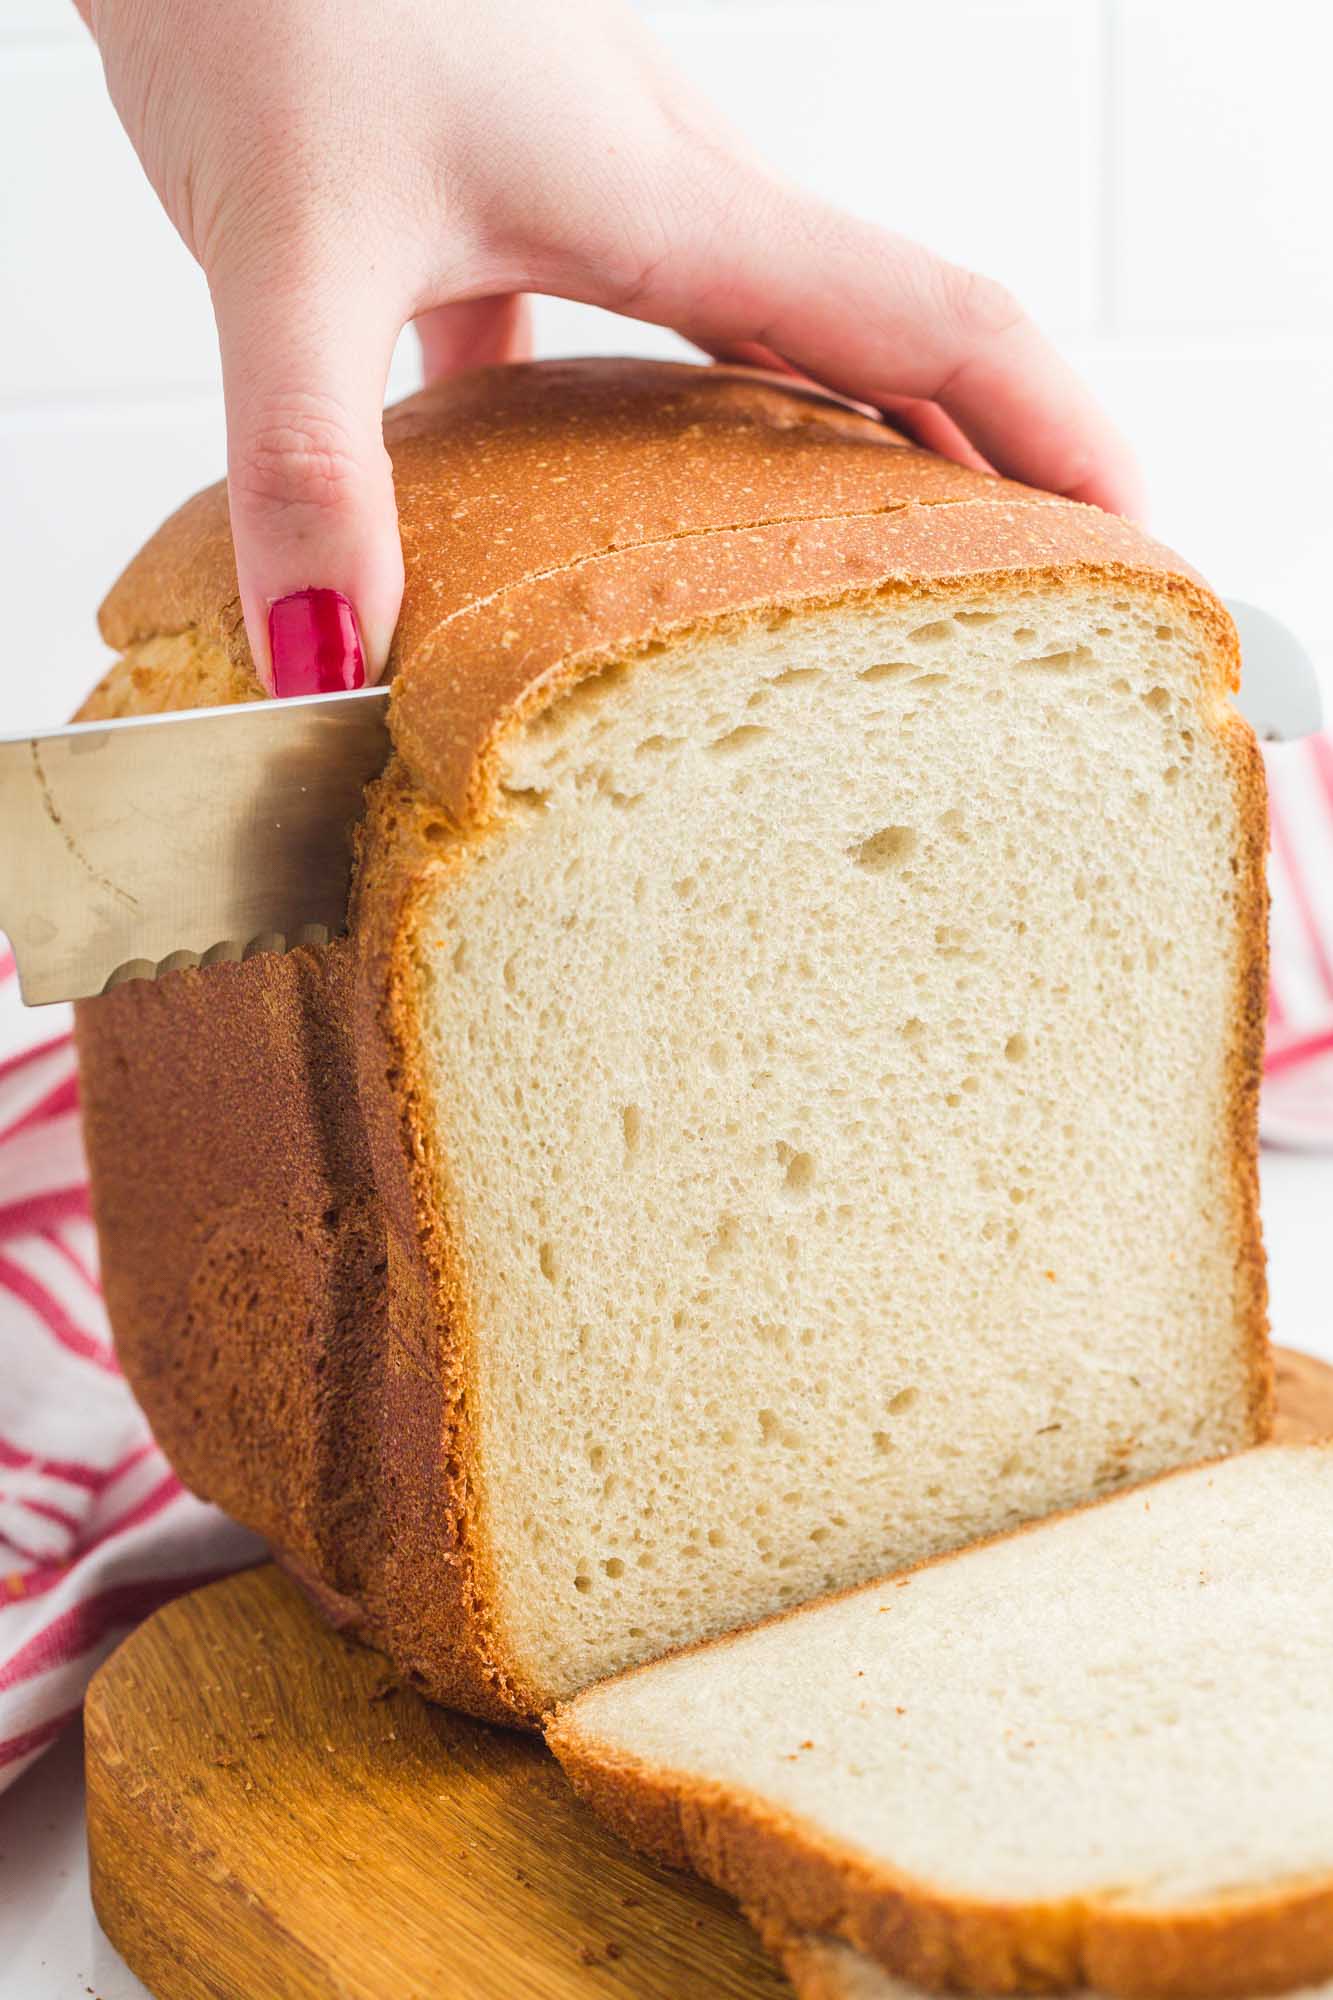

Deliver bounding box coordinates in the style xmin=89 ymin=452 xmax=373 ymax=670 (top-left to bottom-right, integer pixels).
xmin=1 ymin=732 xmax=1331 ymax=1791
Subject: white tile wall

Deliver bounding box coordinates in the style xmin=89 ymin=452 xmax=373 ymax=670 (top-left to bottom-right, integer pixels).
xmin=0 ymin=42 xmax=217 ymax=402
xmin=1114 ymin=0 xmax=1333 ymax=331
xmin=2 ymin=0 xmax=1331 ymax=731
xmin=0 ymin=0 xmax=82 ymax=39
xmin=1065 ymin=332 xmax=1333 ymax=674
xmin=0 ymin=400 xmax=227 ymax=703
xmin=649 ymin=1 xmax=1103 ymax=333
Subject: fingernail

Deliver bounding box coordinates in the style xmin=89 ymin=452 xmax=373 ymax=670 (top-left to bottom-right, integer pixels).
xmin=267 ymin=588 xmax=366 ymax=697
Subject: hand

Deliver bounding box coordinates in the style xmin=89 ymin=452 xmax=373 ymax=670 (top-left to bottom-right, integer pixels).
xmin=78 ymin=0 xmax=1143 ymax=693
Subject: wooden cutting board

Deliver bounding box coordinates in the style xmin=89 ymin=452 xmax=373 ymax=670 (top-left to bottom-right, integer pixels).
xmin=85 ymin=1346 xmax=1333 ymax=2000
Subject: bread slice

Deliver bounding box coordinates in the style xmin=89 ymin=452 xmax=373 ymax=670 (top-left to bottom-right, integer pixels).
xmin=74 ymin=359 xmax=1268 ymax=1723
xmin=548 ymin=1444 xmax=1333 ymax=1999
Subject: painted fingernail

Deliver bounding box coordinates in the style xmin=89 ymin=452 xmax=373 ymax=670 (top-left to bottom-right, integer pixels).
xmin=267 ymin=588 xmax=366 ymax=697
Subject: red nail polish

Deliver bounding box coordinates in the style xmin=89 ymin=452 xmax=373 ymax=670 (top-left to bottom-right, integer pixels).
xmin=268 ymin=588 xmax=366 ymax=696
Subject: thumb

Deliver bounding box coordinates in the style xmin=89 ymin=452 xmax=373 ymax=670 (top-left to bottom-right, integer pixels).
xmin=212 ymin=262 xmax=403 ymax=695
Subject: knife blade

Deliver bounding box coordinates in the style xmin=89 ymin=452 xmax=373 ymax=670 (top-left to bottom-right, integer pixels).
xmin=0 ymin=684 xmax=390 ymax=1005
xmin=0 ymin=600 xmax=1322 ymax=1008
xmin=1225 ymin=598 xmax=1323 ymax=744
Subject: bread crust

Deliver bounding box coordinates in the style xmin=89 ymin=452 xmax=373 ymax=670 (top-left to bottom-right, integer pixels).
xmin=75 ymin=358 xmax=1270 ymax=1725
xmin=748 ymin=1912 xmax=1333 ymax=2000
xmin=742 ymin=1912 xmax=884 ymax=2000
xmin=75 ymin=942 xmax=382 ymax=1585
xmin=92 ymin=358 xmax=1227 ymax=832
xmin=344 ymin=763 xmax=549 ymax=1717
xmin=73 ymin=785 xmax=533 ymax=1725
xmin=736 ymin=1880 xmax=1333 ymax=1992
xmin=554 ymin=1712 xmax=1333 ymax=2000
xmin=97 ymin=360 xmax=1032 ymax=658
xmin=546 ymin=1446 xmax=1332 ymax=2000
xmin=1218 ymin=708 xmax=1273 ymax=1439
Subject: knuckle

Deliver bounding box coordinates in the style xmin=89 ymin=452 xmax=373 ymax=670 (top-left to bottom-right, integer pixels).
xmin=533 ymin=124 xmax=735 ymax=319
xmin=934 ymin=261 xmax=1027 ymax=345
xmin=611 ymin=155 xmax=768 ymax=324
xmin=608 ymin=232 xmax=679 ymax=317
xmin=231 ymin=394 xmax=366 ymax=520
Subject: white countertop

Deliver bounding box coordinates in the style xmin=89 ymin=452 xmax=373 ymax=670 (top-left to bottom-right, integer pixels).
xmin=2 ymin=1144 xmax=1331 ymax=2000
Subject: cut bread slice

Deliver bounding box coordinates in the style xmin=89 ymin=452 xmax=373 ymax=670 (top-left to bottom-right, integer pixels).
xmin=547 ymin=1444 xmax=1333 ymax=1999
xmin=75 ymin=360 xmax=1268 ymax=1722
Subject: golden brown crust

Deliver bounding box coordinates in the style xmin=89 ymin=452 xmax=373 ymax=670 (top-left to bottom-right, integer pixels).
xmin=97 ymin=359 xmax=1023 ymax=658
xmin=1219 ymin=710 xmax=1274 ymax=1439
xmin=93 ymin=358 xmax=1223 ymax=826
xmin=546 ymin=1447 xmax=1333 ymax=2000
xmin=741 ymin=1911 xmax=878 ymax=2000
xmin=751 ymin=1915 xmax=1333 ymax=2000
xmin=76 ymin=357 xmax=1269 ymax=1729
xmin=73 ymin=897 xmax=526 ymax=1726
xmin=75 ymin=944 xmax=386 ymax=1587
xmin=344 ymin=762 xmax=548 ymax=1718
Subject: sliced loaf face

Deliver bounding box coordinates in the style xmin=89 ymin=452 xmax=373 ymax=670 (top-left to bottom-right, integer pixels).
xmin=548 ymin=1445 xmax=1333 ymax=1999
xmin=404 ymin=578 xmax=1264 ymax=1704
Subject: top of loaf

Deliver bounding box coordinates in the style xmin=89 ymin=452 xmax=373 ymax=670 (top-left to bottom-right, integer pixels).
xmin=96 ymin=357 xmax=1230 ymax=825
xmin=97 ymin=360 xmax=1024 ymax=656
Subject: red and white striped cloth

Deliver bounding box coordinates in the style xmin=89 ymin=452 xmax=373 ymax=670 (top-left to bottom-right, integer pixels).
xmin=1 ymin=732 xmax=1331 ymax=1793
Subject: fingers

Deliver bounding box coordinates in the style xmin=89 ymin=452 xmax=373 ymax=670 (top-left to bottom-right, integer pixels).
xmin=695 ymin=336 xmax=876 ymax=413
xmin=585 ymin=170 xmax=1144 ymax=517
xmin=874 ymin=396 xmax=994 ymax=473
xmin=416 ymin=294 xmax=532 ymax=383
xmin=696 ymin=340 xmax=991 ymax=469
xmin=211 ymin=258 xmax=404 ymax=693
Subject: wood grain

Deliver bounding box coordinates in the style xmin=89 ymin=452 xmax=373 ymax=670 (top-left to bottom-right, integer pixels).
xmin=1272 ymin=1345 xmax=1333 ymax=1442
xmin=84 ymin=1569 xmax=788 ymax=2000
xmin=85 ymin=1348 xmax=1333 ymax=2000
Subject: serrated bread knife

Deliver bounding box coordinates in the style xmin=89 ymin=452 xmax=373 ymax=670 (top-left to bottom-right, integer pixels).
xmin=0 ymin=600 xmax=1321 ymax=1007
xmin=0 ymin=683 xmax=390 ymax=1005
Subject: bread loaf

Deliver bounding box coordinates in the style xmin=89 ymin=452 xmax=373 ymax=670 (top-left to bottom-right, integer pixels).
xmin=75 ymin=358 xmax=1268 ymax=1723
xmin=548 ymin=1444 xmax=1333 ymax=2000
